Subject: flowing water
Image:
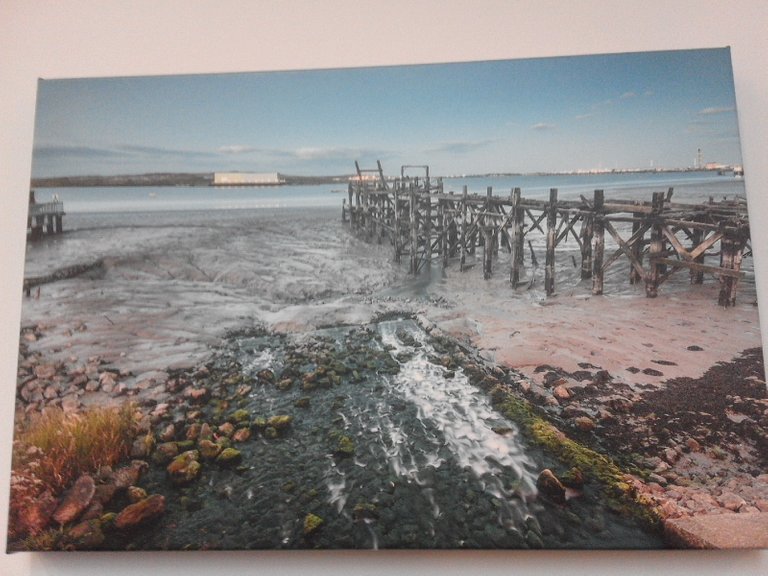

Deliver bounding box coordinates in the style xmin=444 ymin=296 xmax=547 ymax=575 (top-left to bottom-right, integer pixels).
xmin=126 ymin=319 xmax=662 ymax=549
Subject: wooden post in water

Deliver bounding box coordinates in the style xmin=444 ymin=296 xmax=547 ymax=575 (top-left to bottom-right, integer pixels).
xmin=545 ymin=188 xmax=558 ymax=296
xmin=510 ymin=187 xmax=523 ymax=285
xmin=483 ymin=187 xmax=493 ymax=279
xmin=439 ymin=199 xmax=448 ymax=269
xmin=409 ymin=183 xmax=418 ymax=275
xmin=629 ymin=215 xmax=643 ymax=284
xmin=718 ymin=228 xmax=745 ymax=307
xmin=581 ymin=208 xmax=593 ymax=280
xmin=690 ymin=224 xmax=704 ymax=284
xmin=425 ymin=186 xmax=433 ymax=266
xmin=460 ymin=186 xmax=468 ymax=271
xmin=645 ymin=191 xmax=665 ymax=298
xmin=592 ymin=189 xmax=605 ymax=295
xmin=393 ymin=185 xmax=401 ymax=263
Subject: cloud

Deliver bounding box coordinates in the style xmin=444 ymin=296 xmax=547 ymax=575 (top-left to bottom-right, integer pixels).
xmin=427 ymin=139 xmax=496 ymax=154
xmin=531 ymin=122 xmax=556 ymax=131
xmin=574 ymin=113 xmax=594 ymax=120
xmin=643 ymin=90 xmax=654 ymax=97
xmin=218 ymin=145 xmax=257 ymax=154
xmin=698 ymin=106 xmax=735 ymax=115
xmin=620 ymin=91 xmax=637 ymax=100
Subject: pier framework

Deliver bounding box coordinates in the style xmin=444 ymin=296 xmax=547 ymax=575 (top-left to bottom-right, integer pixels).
xmin=28 ymin=199 xmax=65 ymax=239
xmin=342 ymin=163 xmax=751 ymax=307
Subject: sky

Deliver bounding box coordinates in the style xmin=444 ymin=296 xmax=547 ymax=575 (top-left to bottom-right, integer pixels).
xmin=30 ymin=48 xmax=742 ymax=178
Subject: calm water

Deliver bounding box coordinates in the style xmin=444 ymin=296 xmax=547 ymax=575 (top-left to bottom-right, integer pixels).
xmin=32 ymin=170 xmax=745 ymax=215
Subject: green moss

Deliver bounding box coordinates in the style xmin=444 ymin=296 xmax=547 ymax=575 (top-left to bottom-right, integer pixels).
xmin=498 ymin=395 xmax=662 ymax=529
xmin=303 ymin=513 xmax=324 ymax=536
xmin=335 ymin=435 xmax=355 ymax=458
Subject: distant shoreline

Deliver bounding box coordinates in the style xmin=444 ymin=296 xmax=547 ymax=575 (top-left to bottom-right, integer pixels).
xmin=30 ymin=167 xmax=742 ymax=189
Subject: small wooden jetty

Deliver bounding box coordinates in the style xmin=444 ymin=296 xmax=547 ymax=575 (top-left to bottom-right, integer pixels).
xmin=27 ymin=190 xmax=64 ymax=239
xmin=342 ymin=163 xmax=751 ymax=307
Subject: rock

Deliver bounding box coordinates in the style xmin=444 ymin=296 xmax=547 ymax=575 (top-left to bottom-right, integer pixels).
xmin=166 ymin=451 xmax=201 ymax=485
xmin=256 ymin=369 xmax=275 ymax=383
xmin=686 ymin=438 xmax=702 ymax=453
xmin=199 ymin=422 xmax=213 ymax=441
xmin=553 ymin=385 xmax=571 ymax=401
xmin=80 ymin=500 xmax=104 ymax=522
xmin=277 ymin=378 xmax=293 ymax=391
xmin=111 ymin=461 xmax=149 ymax=490
xmin=215 ymin=447 xmax=242 ymax=467
xmin=53 ymin=475 xmax=96 ymax=525
xmin=606 ymin=395 xmax=634 ymax=413
xmin=294 ymin=397 xmax=310 ymax=409
xmin=159 ymin=423 xmax=176 ymax=442
xmin=263 ymin=426 xmax=278 ymax=439
xmin=353 ymin=502 xmax=379 ymax=521
xmin=229 ymin=409 xmax=250 ymax=424
xmin=34 ymin=364 xmax=57 ymax=380
xmin=114 ymin=495 xmax=166 ymax=530
xmin=664 ymin=447 xmax=680 ymax=464
xmin=185 ymin=422 xmax=202 ymax=441
xmin=198 ymin=439 xmax=223 ymax=460
xmin=561 ymin=467 xmax=585 ymax=489
xmin=335 ymin=435 xmax=355 ymax=458
xmin=303 ymin=513 xmax=324 ymax=536
xmin=67 ymin=518 xmax=104 ymax=549
xmin=232 ymin=428 xmax=251 ymax=443
xmin=127 ymin=486 xmax=148 ymax=503
xmin=267 ymin=415 xmax=293 ymax=430
xmin=15 ymin=490 xmax=57 ymax=536
xmin=130 ymin=435 xmax=155 ymax=459
xmin=152 ymin=442 xmax=180 ymax=465
xmin=536 ymin=469 xmax=566 ymax=504
xmin=573 ymin=416 xmax=596 ymax=432
xmin=217 ymin=422 xmax=235 ymax=438
xmin=718 ymin=491 xmax=746 ymax=512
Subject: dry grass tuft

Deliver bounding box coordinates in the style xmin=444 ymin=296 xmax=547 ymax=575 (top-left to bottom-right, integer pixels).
xmin=9 ymin=404 xmax=136 ymax=540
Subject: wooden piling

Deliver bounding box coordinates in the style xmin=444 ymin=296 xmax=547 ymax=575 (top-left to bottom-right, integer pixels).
xmin=510 ymin=187 xmax=523 ymax=285
xmin=483 ymin=187 xmax=493 ymax=279
xmin=409 ymin=184 xmax=418 ymax=275
xmin=592 ymin=190 xmax=605 ymax=295
xmin=629 ymin=215 xmax=643 ymax=284
xmin=645 ymin=191 xmax=665 ymax=298
xmin=460 ymin=186 xmax=468 ymax=271
xmin=545 ymin=188 xmax=558 ymax=296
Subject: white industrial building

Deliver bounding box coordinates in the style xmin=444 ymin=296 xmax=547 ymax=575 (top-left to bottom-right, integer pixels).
xmin=212 ymin=172 xmax=286 ymax=186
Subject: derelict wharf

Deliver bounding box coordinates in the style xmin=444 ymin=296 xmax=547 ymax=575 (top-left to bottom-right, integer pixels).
xmin=341 ymin=162 xmax=751 ymax=307
xmin=27 ymin=190 xmax=64 ymax=239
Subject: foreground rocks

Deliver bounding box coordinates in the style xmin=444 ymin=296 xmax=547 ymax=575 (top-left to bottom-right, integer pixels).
xmin=514 ymin=347 xmax=768 ymax=524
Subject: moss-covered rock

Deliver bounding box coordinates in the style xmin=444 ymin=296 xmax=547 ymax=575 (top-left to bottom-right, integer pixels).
xmin=198 ymin=439 xmax=223 ymax=460
xmin=335 ymin=435 xmax=355 ymax=458
xmin=215 ymin=447 xmax=242 ymax=467
xmin=266 ymin=415 xmax=293 ymax=430
xmin=166 ymin=451 xmax=201 ymax=486
xmin=229 ymin=409 xmax=250 ymax=424
xmin=303 ymin=513 xmax=324 ymax=536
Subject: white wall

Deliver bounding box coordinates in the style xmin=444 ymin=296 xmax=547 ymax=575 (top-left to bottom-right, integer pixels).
xmin=1 ymin=1 xmax=767 ymax=575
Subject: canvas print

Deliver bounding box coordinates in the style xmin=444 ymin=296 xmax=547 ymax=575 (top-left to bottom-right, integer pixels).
xmin=8 ymin=48 xmax=766 ymax=551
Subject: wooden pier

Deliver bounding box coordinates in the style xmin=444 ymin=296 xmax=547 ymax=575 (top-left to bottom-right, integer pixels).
xmin=28 ymin=191 xmax=65 ymax=239
xmin=342 ymin=163 xmax=751 ymax=307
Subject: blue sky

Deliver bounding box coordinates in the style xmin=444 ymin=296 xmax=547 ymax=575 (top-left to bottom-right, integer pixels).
xmin=31 ymin=48 xmax=742 ymax=177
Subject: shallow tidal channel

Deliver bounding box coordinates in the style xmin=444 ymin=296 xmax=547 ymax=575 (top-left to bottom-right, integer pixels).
xmin=130 ymin=319 xmax=662 ymax=550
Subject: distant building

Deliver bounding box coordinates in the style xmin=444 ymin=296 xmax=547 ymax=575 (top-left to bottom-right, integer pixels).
xmin=212 ymin=172 xmax=285 ymax=186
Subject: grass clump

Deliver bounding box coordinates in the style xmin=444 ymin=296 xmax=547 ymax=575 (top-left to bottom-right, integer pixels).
xmin=9 ymin=404 xmax=137 ymax=540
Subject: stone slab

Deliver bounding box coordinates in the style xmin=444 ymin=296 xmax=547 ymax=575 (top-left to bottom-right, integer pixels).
xmin=664 ymin=512 xmax=768 ymax=549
